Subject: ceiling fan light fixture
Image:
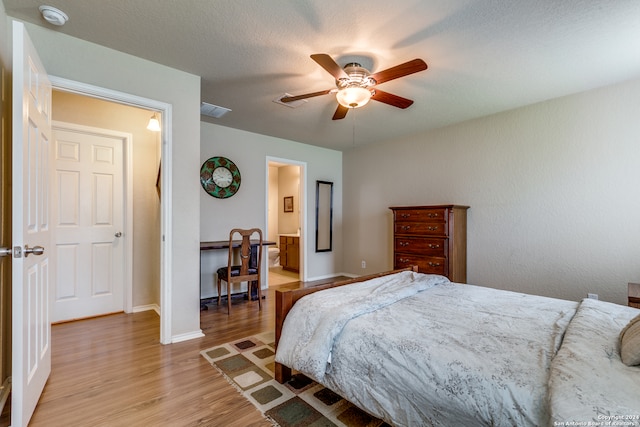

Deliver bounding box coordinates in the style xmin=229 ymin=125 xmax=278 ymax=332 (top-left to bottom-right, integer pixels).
xmin=336 ymin=86 xmax=372 ymax=109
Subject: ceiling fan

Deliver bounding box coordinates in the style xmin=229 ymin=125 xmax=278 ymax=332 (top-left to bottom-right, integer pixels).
xmin=281 ymin=54 xmax=428 ymax=120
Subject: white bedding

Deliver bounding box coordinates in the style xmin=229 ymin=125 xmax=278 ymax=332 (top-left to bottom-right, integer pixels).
xmin=276 ymin=272 xmax=583 ymax=426
xmin=548 ymin=298 xmax=640 ymax=424
xmin=276 ymin=271 xmax=447 ymax=382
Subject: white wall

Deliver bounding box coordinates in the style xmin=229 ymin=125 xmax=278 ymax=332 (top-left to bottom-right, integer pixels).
xmin=200 ymin=122 xmax=343 ymax=298
xmin=21 ymin=22 xmax=201 ymax=339
xmin=344 ymin=77 xmax=640 ymax=305
xmin=0 ymin=4 xmax=8 ymax=63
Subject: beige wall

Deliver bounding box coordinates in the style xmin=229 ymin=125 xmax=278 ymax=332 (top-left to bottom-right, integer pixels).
xmin=51 ymin=91 xmax=161 ymax=308
xmin=267 ymin=165 xmax=279 ymax=244
xmin=343 ymin=77 xmax=640 ymax=305
xmin=267 ymin=164 xmax=301 ymax=245
xmin=278 ymin=165 xmax=301 ymax=235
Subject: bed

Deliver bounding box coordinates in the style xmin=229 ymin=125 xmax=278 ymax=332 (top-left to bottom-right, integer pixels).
xmin=274 ymin=267 xmax=640 ymax=427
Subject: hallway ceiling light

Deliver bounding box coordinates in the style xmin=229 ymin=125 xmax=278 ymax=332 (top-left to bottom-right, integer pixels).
xmin=147 ymin=113 xmax=161 ymax=131
xmin=39 ymin=5 xmax=69 ymax=26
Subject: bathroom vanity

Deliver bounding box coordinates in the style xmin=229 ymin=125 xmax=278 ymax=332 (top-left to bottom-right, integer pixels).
xmin=279 ymin=235 xmax=299 ymax=272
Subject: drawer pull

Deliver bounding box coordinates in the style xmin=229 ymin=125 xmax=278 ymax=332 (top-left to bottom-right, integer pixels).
xmin=427 ymin=226 xmax=438 ymax=231
xmin=428 ymin=262 xmax=441 ymax=267
xmin=428 ymin=244 xmax=440 ymax=249
xmin=401 ymin=225 xmax=411 ymax=231
xmin=399 ymin=241 xmax=410 ymax=247
xmin=427 ymin=213 xmax=439 ymax=218
xmin=399 ymin=258 xmax=410 ymax=263
xmin=400 ymin=213 xmax=411 ymax=219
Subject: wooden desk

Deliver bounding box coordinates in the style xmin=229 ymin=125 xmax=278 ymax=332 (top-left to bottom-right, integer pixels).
xmin=200 ymin=240 xmax=276 ymax=251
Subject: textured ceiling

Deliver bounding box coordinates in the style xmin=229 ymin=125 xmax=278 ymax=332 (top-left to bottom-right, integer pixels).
xmin=4 ymin=0 xmax=640 ymax=150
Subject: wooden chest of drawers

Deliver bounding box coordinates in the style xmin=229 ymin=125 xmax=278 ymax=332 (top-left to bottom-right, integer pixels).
xmin=390 ymin=205 xmax=469 ymax=283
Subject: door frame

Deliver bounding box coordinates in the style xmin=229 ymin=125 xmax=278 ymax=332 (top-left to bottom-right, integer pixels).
xmin=52 ymin=121 xmax=133 ymax=318
xmin=265 ymin=156 xmax=307 ymax=282
xmin=50 ymin=76 xmax=174 ymax=343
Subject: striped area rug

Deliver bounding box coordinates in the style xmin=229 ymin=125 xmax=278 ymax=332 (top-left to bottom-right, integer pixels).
xmin=200 ymin=331 xmax=389 ymax=427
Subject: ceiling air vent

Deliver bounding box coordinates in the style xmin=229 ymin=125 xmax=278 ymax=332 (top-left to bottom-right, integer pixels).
xmin=201 ymin=102 xmax=231 ymax=118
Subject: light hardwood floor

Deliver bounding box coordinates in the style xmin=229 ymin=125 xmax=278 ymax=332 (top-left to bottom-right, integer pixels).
xmin=268 ymin=267 xmax=299 ymax=286
xmin=16 ymin=276 xmax=345 ymax=427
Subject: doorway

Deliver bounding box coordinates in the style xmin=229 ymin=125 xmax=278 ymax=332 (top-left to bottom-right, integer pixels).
xmin=50 ymin=89 xmax=162 ymax=323
xmin=267 ymin=160 xmax=302 ymax=286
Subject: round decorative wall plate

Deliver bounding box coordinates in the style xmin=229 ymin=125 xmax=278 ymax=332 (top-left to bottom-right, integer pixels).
xmin=200 ymin=156 xmax=241 ymax=198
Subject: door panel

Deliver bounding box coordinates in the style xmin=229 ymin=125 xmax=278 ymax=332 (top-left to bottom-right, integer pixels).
xmin=52 ymin=125 xmax=124 ymax=322
xmin=11 ymin=21 xmax=52 ymax=427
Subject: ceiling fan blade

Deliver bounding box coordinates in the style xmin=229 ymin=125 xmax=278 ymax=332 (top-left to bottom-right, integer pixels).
xmin=332 ymin=104 xmax=349 ymax=120
xmin=311 ymin=54 xmax=348 ymax=80
xmin=370 ymin=59 xmax=427 ymax=85
xmin=280 ymin=89 xmax=334 ymax=103
xmin=371 ymin=89 xmax=414 ymax=109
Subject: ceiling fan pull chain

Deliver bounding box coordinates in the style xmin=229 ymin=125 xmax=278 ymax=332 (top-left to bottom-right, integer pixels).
xmin=352 ymin=109 xmax=356 ymax=146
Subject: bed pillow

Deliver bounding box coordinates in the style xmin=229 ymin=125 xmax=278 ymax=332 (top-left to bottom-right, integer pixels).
xmin=620 ymin=313 xmax=640 ymax=366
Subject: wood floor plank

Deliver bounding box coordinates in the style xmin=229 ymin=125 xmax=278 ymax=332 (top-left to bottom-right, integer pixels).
xmin=18 ymin=276 xmax=348 ymax=427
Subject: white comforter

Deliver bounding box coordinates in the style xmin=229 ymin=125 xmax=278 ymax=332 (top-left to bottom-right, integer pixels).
xmin=276 ymin=272 xmax=581 ymax=426
xmin=548 ymin=298 xmax=640 ymax=424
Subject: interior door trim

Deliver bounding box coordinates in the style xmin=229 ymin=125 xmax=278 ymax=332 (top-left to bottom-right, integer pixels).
xmin=49 ymin=75 xmax=174 ymax=344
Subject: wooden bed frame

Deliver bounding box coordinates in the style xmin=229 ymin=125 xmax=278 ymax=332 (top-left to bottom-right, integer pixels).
xmin=274 ymin=266 xmax=419 ymax=383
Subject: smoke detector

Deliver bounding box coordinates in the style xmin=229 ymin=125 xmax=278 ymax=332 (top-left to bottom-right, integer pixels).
xmin=39 ymin=5 xmax=68 ymax=26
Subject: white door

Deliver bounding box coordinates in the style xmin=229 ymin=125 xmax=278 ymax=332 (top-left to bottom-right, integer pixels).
xmin=52 ymin=124 xmax=125 ymax=322
xmin=11 ymin=21 xmax=53 ymax=427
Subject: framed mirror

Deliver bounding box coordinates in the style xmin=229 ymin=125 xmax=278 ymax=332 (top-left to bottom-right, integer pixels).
xmin=315 ymin=181 xmax=333 ymax=252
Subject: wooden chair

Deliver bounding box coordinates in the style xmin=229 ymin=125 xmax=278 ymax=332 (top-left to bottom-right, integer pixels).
xmin=216 ymin=228 xmax=263 ymax=314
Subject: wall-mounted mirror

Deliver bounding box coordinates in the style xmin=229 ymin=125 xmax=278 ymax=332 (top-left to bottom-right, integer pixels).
xmin=315 ymin=180 xmax=333 ymax=252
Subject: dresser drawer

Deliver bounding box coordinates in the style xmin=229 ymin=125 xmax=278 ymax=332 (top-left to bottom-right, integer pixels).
xmin=394 ymin=221 xmax=448 ymax=236
xmin=394 ymin=208 xmax=446 ymax=223
xmin=395 ymin=254 xmax=447 ymax=275
xmin=395 ymin=237 xmax=447 ymax=256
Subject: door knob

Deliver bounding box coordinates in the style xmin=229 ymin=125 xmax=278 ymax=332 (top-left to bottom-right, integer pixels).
xmin=24 ymin=245 xmax=45 ymax=257
xmin=115 ymin=232 xmax=122 ymax=238
xmin=0 ymin=247 xmax=11 ymax=258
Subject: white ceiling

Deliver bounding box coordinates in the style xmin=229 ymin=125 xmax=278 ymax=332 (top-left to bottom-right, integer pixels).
xmin=4 ymin=0 xmax=640 ymax=151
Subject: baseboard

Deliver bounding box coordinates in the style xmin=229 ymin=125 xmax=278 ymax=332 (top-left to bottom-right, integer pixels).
xmin=127 ymin=304 xmax=203 ymax=343
xmin=132 ymin=303 xmax=161 ymax=316
xmin=172 ymin=330 xmax=204 ymax=343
